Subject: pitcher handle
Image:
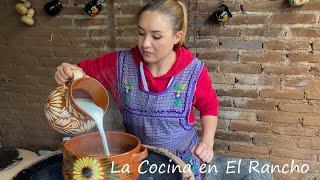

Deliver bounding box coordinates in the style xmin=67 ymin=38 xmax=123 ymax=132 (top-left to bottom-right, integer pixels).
xmin=132 ymin=145 xmax=148 ymax=162
xmin=65 ymin=67 xmax=84 ymax=86
xmin=71 ymin=67 xmax=84 ymax=80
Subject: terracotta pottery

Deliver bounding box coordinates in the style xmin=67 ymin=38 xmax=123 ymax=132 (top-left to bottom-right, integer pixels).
xmin=44 ymin=69 xmax=109 ymax=135
xmin=61 ymin=131 xmax=148 ymax=180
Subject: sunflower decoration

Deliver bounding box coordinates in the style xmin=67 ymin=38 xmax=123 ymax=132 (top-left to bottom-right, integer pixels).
xmin=72 ymin=156 xmax=104 ymax=180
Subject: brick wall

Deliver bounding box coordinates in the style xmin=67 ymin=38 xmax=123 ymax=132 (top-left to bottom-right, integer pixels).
xmin=0 ymin=0 xmax=319 ymax=179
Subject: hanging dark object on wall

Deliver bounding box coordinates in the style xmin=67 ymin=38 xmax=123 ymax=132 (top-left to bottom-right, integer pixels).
xmin=44 ymin=0 xmax=63 ymax=16
xmin=84 ymin=0 xmax=104 ymax=16
xmin=214 ymin=4 xmax=232 ymax=24
xmin=289 ymin=0 xmax=309 ymax=6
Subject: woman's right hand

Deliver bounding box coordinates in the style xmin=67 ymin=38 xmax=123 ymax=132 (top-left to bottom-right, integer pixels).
xmin=54 ymin=63 xmax=81 ymax=85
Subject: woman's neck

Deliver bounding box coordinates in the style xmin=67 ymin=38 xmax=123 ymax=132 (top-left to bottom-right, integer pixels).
xmin=147 ymin=50 xmax=176 ymax=77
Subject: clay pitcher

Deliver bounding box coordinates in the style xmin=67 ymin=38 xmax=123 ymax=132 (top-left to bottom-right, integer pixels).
xmin=61 ymin=131 xmax=148 ymax=180
xmin=44 ymin=68 xmax=109 ymax=135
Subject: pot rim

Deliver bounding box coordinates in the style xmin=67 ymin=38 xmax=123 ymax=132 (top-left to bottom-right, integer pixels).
xmin=62 ymin=131 xmax=142 ymax=158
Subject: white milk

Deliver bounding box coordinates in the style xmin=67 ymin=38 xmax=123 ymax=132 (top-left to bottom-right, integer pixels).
xmin=74 ymin=98 xmax=110 ymax=156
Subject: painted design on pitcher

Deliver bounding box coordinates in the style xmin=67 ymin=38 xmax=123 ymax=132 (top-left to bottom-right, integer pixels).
xmin=44 ymin=85 xmax=96 ymax=135
xmin=173 ymin=83 xmax=187 ymax=107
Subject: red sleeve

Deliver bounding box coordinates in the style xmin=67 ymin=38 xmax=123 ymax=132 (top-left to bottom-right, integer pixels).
xmin=77 ymin=52 xmax=120 ymax=107
xmin=193 ymin=66 xmax=219 ymax=117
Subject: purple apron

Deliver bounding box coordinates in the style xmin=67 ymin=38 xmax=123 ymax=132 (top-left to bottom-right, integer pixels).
xmin=117 ymin=51 xmax=204 ymax=179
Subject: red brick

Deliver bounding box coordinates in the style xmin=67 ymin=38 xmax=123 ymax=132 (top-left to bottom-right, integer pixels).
xmin=304 ymin=116 xmax=320 ymax=127
xmin=236 ymin=75 xmax=280 ymax=87
xmin=298 ymin=137 xmax=320 ymax=150
xmin=71 ymin=0 xmax=89 ymax=5
xmin=272 ymin=125 xmax=317 ymax=136
xmin=253 ymin=134 xmax=297 ymax=148
xmin=197 ymin=2 xmax=239 ymax=13
xmin=268 ymin=13 xmax=316 ymax=24
xmin=259 ymin=89 xmax=304 ymax=100
xmin=114 ymin=27 xmax=137 ymax=37
xmin=218 ymin=98 xmax=232 ymax=108
xmin=39 ymin=57 xmax=69 ymax=68
xmin=70 ymin=39 xmax=105 ymax=49
xmin=263 ymin=65 xmax=309 ymax=75
xmin=279 ymin=103 xmax=318 ymax=113
xmin=220 ymin=39 xmax=263 ymax=50
xmin=240 ymin=51 xmax=285 ymax=62
xmin=60 ymin=6 xmax=84 ymax=16
xmin=233 ymin=98 xmax=276 ymax=110
xmin=290 ymin=27 xmax=320 ymax=37
xmin=229 ymin=121 xmax=271 ymax=133
xmin=198 ymin=27 xmax=240 ymax=38
xmin=0 ymin=47 xmax=22 ymax=58
xmin=210 ymin=73 xmax=235 ymax=85
xmin=242 ymin=1 xmax=286 ymax=12
xmin=22 ymin=47 xmax=54 ymax=57
xmin=313 ymin=40 xmax=320 ymax=51
xmin=218 ymin=62 xmax=262 ymax=74
xmin=241 ymin=27 xmax=285 ymax=37
xmin=115 ymin=16 xmax=137 ymax=26
xmin=74 ymin=18 xmax=110 ymax=26
xmin=229 ymin=143 xmax=270 ymax=155
xmin=39 ymin=18 xmax=73 ymax=28
xmin=197 ymin=50 xmax=239 ymax=61
xmin=194 ymin=39 xmax=219 ymax=49
xmin=215 ymin=130 xmax=253 ymax=142
xmin=265 ymin=40 xmax=310 ymax=51
xmin=284 ymin=77 xmax=313 ymax=87
xmin=117 ymin=4 xmax=141 ymax=14
xmin=305 ymin=79 xmax=320 ymax=90
xmin=53 ymin=29 xmax=89 ymax=38
xmin=217 ymin=120 xmax=228 ymax=129
xmin=54 ymin=47 xmax=85 ymax=58
xmin=219 ymin=110 xmax=257 ymax=121
xmin=288 ymin=52 xmax=320 ymax=63
xmin=257 ymin=111 xmax=302 ymax=124
xmin=305 ymin=89 xmax=320 ymax=100
xmin=217 ymin=88 xmax=258 ymax=98
xmin=213 ymin=139 xmax=228 ymax=151
xmin=0 ymin=35 xmax=7 ymax=46
xmin=13 ymin=55 xmax=39 ymax=67
xmin=272 ymin=148 xmax=317 ymax=161
xmin=311 ymin=64 xmax=320 ymax=76
xmin=9 ymin=36 xmax=56 ymax=47
xmin=115 ymin=37 xmax=137 ymax=48
xmin=229 ymin=14 xmax=267 ymax=25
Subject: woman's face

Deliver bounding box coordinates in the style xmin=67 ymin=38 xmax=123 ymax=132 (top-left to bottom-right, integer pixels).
xmin=137 ymin=11 xmax=182 ymax=63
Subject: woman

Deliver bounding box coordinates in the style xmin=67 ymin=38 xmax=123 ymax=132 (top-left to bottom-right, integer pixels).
xmin=54 ymin=0 xmax=219 ymax=179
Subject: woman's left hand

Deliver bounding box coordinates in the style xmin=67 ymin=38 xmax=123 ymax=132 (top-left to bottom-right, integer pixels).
xmin=191 ymin=141 xmax=214 ymax=163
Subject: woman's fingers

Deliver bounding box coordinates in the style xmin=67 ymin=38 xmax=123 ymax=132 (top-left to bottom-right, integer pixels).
xmin=61 ymin=63 xmax=74 ymax=79
xmin=54 ymin=63 xmax=76 ymax=85
xmin=54 ymin=71 xmax=65 ymax=85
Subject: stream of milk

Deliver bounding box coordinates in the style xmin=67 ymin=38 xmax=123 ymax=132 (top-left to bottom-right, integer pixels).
xmin=74 ymin=98 xmax=110 ymax=156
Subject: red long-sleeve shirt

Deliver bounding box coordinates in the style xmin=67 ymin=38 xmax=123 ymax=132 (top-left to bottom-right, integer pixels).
xmin=78 ymin=46 xmax=219 ymax=123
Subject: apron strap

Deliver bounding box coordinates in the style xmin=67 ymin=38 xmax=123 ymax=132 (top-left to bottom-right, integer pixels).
xmin=139 ymin=62 xmax=174 ymax=92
